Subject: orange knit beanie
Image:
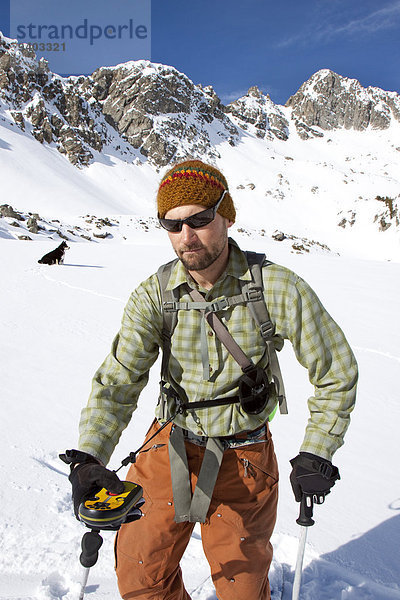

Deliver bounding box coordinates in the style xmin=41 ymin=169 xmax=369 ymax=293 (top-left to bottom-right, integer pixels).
xmin=157 ymin=160 xmax=236 ymax=223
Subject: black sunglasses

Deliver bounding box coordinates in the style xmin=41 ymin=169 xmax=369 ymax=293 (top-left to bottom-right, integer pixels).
xmin=158 ymin=190 xmax=227 ymax=233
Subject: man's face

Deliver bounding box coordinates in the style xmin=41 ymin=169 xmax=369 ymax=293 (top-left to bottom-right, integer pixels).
xmin=165 ymin=203 xmax=233 ymax=272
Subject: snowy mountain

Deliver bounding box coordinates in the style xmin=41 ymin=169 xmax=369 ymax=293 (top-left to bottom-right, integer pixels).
xmin=1 ymin=30 xmax=400 ymax=261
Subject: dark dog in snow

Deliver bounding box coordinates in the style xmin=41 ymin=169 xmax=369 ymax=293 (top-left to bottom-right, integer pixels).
xmin=38 ymin=241 xmax=70 ymax=265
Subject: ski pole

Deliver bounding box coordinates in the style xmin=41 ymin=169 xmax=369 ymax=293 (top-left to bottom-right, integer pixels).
xmin=78 ymin=567 xmax=90 ymax=600
xmin=78 ymin=529 xmax=103 ymax=600
xmin=292 ymin=494 xmax=314 ymax=600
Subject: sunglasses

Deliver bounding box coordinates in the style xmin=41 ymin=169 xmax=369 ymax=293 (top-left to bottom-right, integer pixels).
xmin=158 ymin=190 xmax=227 ymax=233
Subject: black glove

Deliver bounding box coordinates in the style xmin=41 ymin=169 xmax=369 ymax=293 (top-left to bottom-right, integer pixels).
xmin=65 ymin=451 xmax=124 ymax=519
xmin=290 ymin=452 xmax=340 ymax=503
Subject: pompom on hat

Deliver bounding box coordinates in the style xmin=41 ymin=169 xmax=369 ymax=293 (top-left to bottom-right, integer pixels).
xmin=157 ymin=160 xmax=236 ymax=223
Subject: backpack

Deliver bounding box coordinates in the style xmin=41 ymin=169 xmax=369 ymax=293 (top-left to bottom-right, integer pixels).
xmin=156 ymin=251 xmax=288 ymax=417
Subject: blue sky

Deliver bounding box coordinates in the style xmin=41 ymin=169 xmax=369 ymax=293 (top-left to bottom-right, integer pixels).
xmin=1 ymin=0 xmax=400 ymax=105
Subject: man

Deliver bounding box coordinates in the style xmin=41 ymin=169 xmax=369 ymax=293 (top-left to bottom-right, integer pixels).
xmin=67 ymin=160 xmax=358 ymax=600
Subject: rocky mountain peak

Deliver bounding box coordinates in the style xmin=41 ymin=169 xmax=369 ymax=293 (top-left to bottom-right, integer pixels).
xmin=0 ymin=33 xmax=240 ymax=167
xmin=83 ymin=60 xmax=239 ymax=166
xmin=247 ymin=85 xmax=263 ymax=98
xmin=225 ymin=86 xmax=289 ymax=140
xmin=286 ymin=68 xmax=400 ymax=139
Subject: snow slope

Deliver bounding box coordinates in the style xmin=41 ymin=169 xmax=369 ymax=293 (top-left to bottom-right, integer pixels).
xmin=1 ymin=227 xmax=399 ymax=599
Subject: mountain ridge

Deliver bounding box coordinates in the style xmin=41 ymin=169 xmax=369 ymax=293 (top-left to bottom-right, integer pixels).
xmin=2 ymin=33 xmax=400 ymax=167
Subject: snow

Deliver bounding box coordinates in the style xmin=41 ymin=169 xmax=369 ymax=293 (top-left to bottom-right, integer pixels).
xmin=215 ymin=130 xmax=400 ymax=261
xmin=1 ymin=226 xmax=399 ymax=599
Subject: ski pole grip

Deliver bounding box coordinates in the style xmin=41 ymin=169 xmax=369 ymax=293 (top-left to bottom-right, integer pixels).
xmin=80 ymin=530 xmax=103 ymax=568
xmin=296 ymin=494 xmax=315 ymax=527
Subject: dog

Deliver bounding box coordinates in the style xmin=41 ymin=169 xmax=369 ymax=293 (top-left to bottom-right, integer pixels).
xmin=38 ymin=241 xmax=70 ymax=265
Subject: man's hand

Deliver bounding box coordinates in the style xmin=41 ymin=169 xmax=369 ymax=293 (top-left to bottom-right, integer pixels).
xmin=290 ymin=452 xmax=340 ymax=503
xmin=68 ymin=455 xmax=124 ymax=519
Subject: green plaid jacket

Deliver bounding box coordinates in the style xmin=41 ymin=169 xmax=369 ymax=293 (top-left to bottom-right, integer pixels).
xmin=79 ymin=239 xmax=358 ymax=464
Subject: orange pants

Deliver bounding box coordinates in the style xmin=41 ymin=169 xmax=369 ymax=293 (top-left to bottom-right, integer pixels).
xmin=115 ymin=421 xmax=279 ymax=600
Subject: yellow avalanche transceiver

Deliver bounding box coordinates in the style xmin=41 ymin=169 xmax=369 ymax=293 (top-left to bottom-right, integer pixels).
xmin=79 ymin=481 xmax=143 ymax=530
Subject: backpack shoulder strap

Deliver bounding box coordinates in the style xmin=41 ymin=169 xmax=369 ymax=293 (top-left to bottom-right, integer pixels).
xmin=243 ymin=251 xmax=288 ymax=414
xmin=157 ymin=259 xmax=180 ymax=381
xmin=243 ymin=252 xmax=276 ymax=343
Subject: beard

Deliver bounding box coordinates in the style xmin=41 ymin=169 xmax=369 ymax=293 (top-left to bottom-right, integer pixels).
xmin=176 ymin=230 xmax=228 ymax=272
